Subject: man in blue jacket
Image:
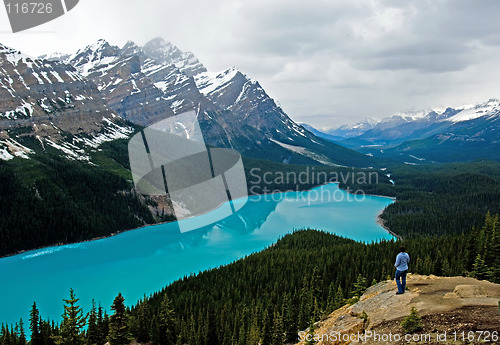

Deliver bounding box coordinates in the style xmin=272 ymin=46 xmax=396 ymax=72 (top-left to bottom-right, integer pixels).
xmin=395 ymin=246 xmax=410 ymax=294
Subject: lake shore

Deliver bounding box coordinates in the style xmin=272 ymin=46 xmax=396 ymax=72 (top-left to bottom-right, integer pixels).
xmin=376 ymin=209 xmax=402 ymax=240
xmin=1 ymin=182 xmax=397 ymax=259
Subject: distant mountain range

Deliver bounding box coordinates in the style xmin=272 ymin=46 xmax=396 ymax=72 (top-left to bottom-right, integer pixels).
xmin=1 ymin=38 xmax=377 ymax=167
xmin=306 ymin=99 xmax=500 ymax=163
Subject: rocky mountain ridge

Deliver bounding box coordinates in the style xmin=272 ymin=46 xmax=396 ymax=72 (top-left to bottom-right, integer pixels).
xmin=0 ymin=43 xmax=133 ymax=162
xmin=307 ymin=98 xmax=500 ymax=163
xmin=1 ymin=38 xmax=378 ymax=167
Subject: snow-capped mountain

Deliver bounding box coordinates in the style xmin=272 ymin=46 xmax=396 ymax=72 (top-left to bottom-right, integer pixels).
xmin=305 ymin=98 xmax=500 ymax=163
xmin=142 ymin=37 xmax=206 ymax=77
xmin=62 ymin=38 xmax=377 ymax=166
xmin=1 ymin=38 xmax=377 ymax=167
xmin=327 ymin=118 xmax=378 ymax=138
xmin=384 ymin=99 xmax=500 ymax=162
xmin=344 ymin=99 xmax=500 ymax=162
xmin=299 ymin=124 xmax=345 ymax=142
xmin=0 ymin=43 xmax=133 ymax=161
xmin=444 ymin=98 xmax=500 ymax=123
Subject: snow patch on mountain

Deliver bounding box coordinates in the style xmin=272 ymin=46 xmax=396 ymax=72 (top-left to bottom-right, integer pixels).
xmin=270 ymin=139 xmax=334 ymax=165
xmin=43 ymin=119 xmax=133 ymax=161
xmin=0 ymin=138 xmax=34 ymax=160
xmin=444 ymin=98 xmax=500 ymax=123
xmin=194 ymin=67 xmax=241 ymax=96
xmin=327 ymin=118 xmax=378 ymax=138
xmin=67 ymin=39 xmax=121 ymax=76
xmin=0 ymin=101 xmax=33 ymax=120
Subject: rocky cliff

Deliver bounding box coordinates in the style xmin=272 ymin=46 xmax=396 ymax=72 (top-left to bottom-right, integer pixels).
xmin=298 ymin=274 xmax=500 ymax=344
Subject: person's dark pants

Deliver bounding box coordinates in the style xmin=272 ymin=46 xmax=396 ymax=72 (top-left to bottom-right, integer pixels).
xmin=395 ymin=269 xmax=408 ymax=293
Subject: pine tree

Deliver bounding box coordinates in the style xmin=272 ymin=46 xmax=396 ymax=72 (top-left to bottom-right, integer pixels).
xmin=401 ymin=307 xmax=423 ymax=333
xmin=1 ymin=324 xmax=11 ymax=345
xmin=298 ymin=277 xmax=312 ymax=331
xmin=205 ymin=306 xmax=217 ymax=345
xmin=56 ymin=289 xmax=86 ymax=345
xmin=29 ymin=302 xmax=42 ymax=345
xmin=310 ymin=267 xmax=323 ymax=319
xmin=246 ymin=309 xmax=260 ymax=345
xmin=158 ymin=295 xmax=176 ymax=345
xmin=18 ymin=319 xmax=26 ymax=345
xmin=326 ymin=283 xmax=336 ymax=313
xmin=442 ymin=258 xmax=452 ymax=276
xmin=271 ymin=309 xmax=284 ymax=345
xmin=136 ymin=302 xmax=151 ymax=344
xmin=149 ymin=315 xmax=159 ymax=345
xmin=333 ymin=286 xmax=344 ymax=310
xmin=351 ymin=275 xmax=367 ymax=299
xmin=187 ymin=315 xmax=197 ymax=345
xmin=282 ymin=294 xmax=296 ymax=343
xmin=471 ymin=254 xmax=489 ymax=280
xmin=422 ymin=255 xmax=434 ymax=275
xmin=96 ymin=305 xmax=108 ymax=345
xmin=485 ymin=214 xmax=500 ymax=283
xmin=235 ymin=307 xmax=247 ymax=345
xmin=305 ymin=318 xmax=317 ymax=345
xmin=260 ymin=309 xmax=272 ymax=345
xmin=40 ymin=319 xmax=57 ymax=345
xmin=86 ymin=300 xmax=99 ymax=345
xmin=108 ymin=293 xmax=131 ymax=345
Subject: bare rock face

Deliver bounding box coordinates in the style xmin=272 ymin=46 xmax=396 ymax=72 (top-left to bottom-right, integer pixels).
xmin=0 ymin=43 xmax=135 ymax=161
xmin=298 ymin=274 xmax=500 ymax=345
xmin=0 ymin=43 xmax=115 ymax=137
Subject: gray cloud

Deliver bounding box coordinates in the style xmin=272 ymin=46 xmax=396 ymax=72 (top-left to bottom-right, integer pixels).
xmin=353 ymin=39 xmax=474 ymax=72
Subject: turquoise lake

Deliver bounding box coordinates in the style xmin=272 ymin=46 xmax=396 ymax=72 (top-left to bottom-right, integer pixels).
xmin=0 ymin=183 xmax=393 ymax=326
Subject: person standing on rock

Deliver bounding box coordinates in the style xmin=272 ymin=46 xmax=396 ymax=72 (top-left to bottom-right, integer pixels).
xmin=395 ymin=246 xmax=410 ymax=295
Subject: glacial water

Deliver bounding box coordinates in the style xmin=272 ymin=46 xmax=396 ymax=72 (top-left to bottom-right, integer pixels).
xmin=0 ymin=183 xmax=393 ymax=326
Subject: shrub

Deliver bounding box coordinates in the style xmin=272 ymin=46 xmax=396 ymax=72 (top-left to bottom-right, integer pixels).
xmin=401 ymin=307 xmax=423 ymax=333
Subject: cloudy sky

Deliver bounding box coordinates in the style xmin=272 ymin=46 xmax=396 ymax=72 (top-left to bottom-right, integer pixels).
xmin=1 ymin=0 xmax=500 ymax=130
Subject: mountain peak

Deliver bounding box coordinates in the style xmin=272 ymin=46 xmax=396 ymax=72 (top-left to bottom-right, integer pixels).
xmin=68 ymin=39 xmax=121 ymax=75
xmin=145 ymin=37 xmax=168 ymax=46
xmin=0 ymin=43 xmax=31 ymax=64
xmin=194 ymin=67 xmax=246 ymax=96
xmin=122 ymin=40 xmax=138 ymax=49
xmin=445 ymin=98 xmax=500 ymax=123
xmin=141 ymin=38 xmax=206 ymax=76
xmin=88 ymin=38 xmax=111 ymax=51
xmin=143 ymin=37 xmax=180 ymax=60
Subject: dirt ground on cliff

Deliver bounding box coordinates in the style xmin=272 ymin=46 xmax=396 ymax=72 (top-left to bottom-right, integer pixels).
xmin=298 ymin=274 xmax=500 ymax=345
xmin=373 ymin=305 xmax=500 ymax=344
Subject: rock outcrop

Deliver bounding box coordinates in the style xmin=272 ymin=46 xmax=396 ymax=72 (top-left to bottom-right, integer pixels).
xmin=298 ymin=274 xmax=500 ymax=345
